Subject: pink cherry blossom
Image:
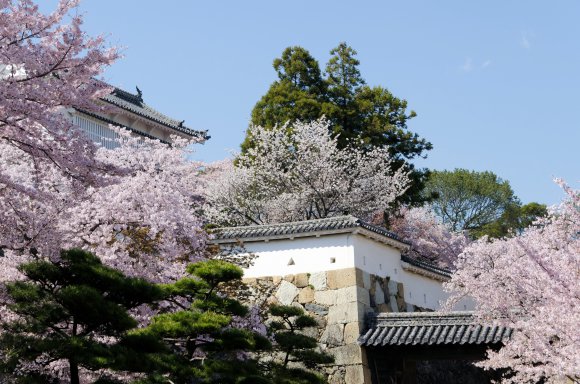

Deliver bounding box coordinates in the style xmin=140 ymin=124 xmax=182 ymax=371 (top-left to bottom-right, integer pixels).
xmin=205 ymin=118 xmax=410 ymax=225
xmin=446 ymin=182 xmax=580 ymax=383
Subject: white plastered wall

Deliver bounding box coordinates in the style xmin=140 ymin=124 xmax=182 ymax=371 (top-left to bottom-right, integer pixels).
xmin=351 ymin=235 xmax=474 ymax=310
xmin=238 ymin=234 xmax=355 ymax=278
xmin=232 ymin=232 xmax=474 ymax=311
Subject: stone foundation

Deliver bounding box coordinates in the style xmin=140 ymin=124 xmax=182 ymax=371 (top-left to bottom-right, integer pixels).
xmin=243 ymin=267 xmax=422 ymax=383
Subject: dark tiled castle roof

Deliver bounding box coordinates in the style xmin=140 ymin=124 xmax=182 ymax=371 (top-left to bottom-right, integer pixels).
xmin=359 ymin=312 xmax=512 ymax=347
xmin=212 ymin=215 xmax=409 ymax=248
xmin=101 ymin=88 xmax=208 ymax=140
xmin=401 ymin=255 xmax=452 ymax=279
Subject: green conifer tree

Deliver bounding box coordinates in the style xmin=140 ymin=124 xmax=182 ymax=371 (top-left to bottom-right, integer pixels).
xmin=261 ymin=305 xmax=334 ymax=384
xmin=246 ymin=43 xmax=432 ymax=208
xmin=0 ymin=249 xmax=167 ymax=383
xmin=135 ymin=259 xmax=272 ymax=383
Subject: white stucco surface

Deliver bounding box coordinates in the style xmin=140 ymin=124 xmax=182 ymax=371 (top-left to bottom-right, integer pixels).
xmin=240 ymin=234 xmax=355 ymax=278
xmin=234 ymin=231 xmax=474 ymax=311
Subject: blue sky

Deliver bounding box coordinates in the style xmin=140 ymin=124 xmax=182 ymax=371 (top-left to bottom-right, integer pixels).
xmin=43 ymin=0 xmax=579 ymax=205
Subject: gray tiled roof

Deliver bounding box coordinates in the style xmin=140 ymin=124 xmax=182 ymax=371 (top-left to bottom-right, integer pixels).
xmin=101 ymin=88 xmax=209 ymax=140
xmin=359 ymin=312 xmax=512 ymax=347
xmin=212 ymin=215 xmax=409 ymax=248
xmin=401 ymin=255 xmax=452 ymax=279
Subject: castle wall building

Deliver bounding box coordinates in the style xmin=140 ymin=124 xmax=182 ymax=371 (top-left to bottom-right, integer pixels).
xmin=213 ymin=216 xmax=509 ymax=384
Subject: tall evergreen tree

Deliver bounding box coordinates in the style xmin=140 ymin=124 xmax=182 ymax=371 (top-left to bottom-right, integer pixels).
xmin=324 ymin=42 xmax=365 ymax=140
xmin=245 ymin=46 xmax=327 ymax=152
xmin=246 ymin=43 xmax=432 ymax=207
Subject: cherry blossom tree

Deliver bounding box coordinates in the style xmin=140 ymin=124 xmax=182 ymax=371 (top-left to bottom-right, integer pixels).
xmin=0 ymin=0 xmax=207 ymax=283
xmin=205 ymin=118 xmax=410 ymax=226
xmin=446 ymin=182 xmax=580 ymax=383
xmin=1 ymin=0 xmax=118 ymax=186
xmin=388 ymin=206 xmax=469 ymax=268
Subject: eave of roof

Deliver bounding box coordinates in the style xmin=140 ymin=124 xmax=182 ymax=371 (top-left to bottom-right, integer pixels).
xmin=75 ymin=109 xmax=169 ymax=144
xmin=359 ymin=311 xmax=512 ymax=347
xmin=100 ymin=87 xmax=209 ymax=140
xmin=400 ymin=255 xmax=452 ymax=280
xmin=211 ymin=215 xmax=411 ymax=251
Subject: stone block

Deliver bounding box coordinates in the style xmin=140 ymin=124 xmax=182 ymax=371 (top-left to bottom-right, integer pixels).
xmin=266 ymin=295 xmax=279 ymax=306
xmin=327 ymin=302 xmax=364 ymax=324
xmin=242 ymin=277 xmax=257 ymax=285
xmin=345 ymin=365 xmax=365 ymax=384
xmin=320 ymin=324 xmax=344 ymax=346
xmin=298 ymin=287 xmax=315 ymax=303
xmin=343 ymin=322 xmax=361 ymax=344
xmin=309 ymin=271 xmax=327 ymax=290
xmin=335 ymin=286 xmax=357 ymax=304
xmin=327 ymin=268 xmax=357 ymax=289
xmin=374 ymin=281 xmax=385 ymax=305
xmin=396 ymin=295 xmax=406 ymax=312
xmin=295 ymin=273 xmax=309 ymax=288
xmin=336 ymin=285 xmax=370 ymax=306
xmin=329 ymin=371 xmax=345 ymax=384
xmin=397 ymin=282 xmax=405 ymax=297
xmin=300 ymin=325 xmax=319 ymax=339
xmin=275 ymin=280 xmax=299 ymax=305
xmin=328 ymin=344 xmax=362 ymax=365
xmin=314 ymin=290 xmax=336 ymax=306
xmin=272 ymin=276 xmax=282 ymax=284
xmin=283 ymin=274 xmax=294 ymax=283
xmin=387 ymin=279 xmax=398 ymax=296
xmin=389 ymin=295 xmax=399 ymax=312
xmin=304 ymin=303 xmax=329 ymax=317
xmin=362 ymin=270 xmax=371 ymax=289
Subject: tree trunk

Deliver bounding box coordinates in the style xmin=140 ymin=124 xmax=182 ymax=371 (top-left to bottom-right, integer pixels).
xmin=70 ymin=360 xmax=79 ymax=384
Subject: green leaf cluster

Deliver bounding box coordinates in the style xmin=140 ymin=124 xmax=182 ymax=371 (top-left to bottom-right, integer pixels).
xmin=0 ymin=253 xmax=264 ymax=383
xmin=134 ymin=259 xmax=272 ymax=383
xmin=261 ymin=305 xmax=334 ymax=384
xmin=0 ymin=249 xmax=166 ymax=384
xmin=424 ymin=169 xmax=547 ymax=238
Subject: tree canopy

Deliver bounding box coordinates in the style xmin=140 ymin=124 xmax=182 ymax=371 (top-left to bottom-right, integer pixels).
xmin=424 ymin=169 xmax=546 ymax=239
xmin=245 ymin=43 xmax=432 ymax=206
xmin=206 ymin=119 xmax=409 ymax=226
xmin=0 ymin=249 xmax=166 ymax=383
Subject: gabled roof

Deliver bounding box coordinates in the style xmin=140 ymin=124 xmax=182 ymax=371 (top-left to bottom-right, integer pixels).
xmin=359 ymin=312 xmax=512 ymax=347
xmin=212 ymin=215 xmax=410 ymax=251
xmin=101 ymin=87 xmax=209 ymax=140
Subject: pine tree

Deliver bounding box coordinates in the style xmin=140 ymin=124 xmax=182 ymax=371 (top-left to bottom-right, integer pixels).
xmin=136 ymin=259 xmax=272 ymax=383
xmin=0 ymin=249 xmax=167 ymax=383
xmin=262 ymin=305 xmax=334 ymax=384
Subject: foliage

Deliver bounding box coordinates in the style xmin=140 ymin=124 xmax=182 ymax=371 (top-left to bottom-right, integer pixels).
xmin=446 ymin=182 xmax=580 ymax=383
xmin=246 ymin=43 xmax=432 ymax=206
xmin=0 ymin=249 xmax=167 ymax=383
xmin=387 ymin=206 xmax=470 ymax=268
xmin=205 ymin=118 xmax=409 ymax=225
xmin=260 ymin=305 xmax=333 ymax=384
xmin=0 ymin=0 xmax=118 ymax=187
xmin=424 ymin=169 xmax=519 ymax=235
xmin=0 ymin=0 xmax=207 ymax=283
xmin=424 ymin=169 xmax=547 ymax=239
xmin=135 ymin=259 xmax=272 ymax=383
xmin=476 ymin=202 xmax=547 ymax=239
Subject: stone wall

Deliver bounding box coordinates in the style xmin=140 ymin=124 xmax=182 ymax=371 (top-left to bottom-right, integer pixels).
xmin=243 ymin=267 xmax=423 ymax=384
